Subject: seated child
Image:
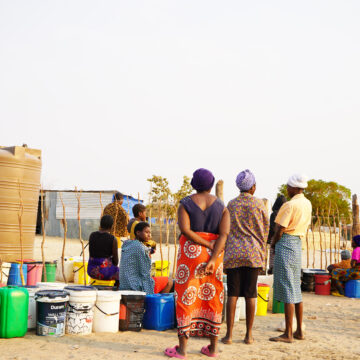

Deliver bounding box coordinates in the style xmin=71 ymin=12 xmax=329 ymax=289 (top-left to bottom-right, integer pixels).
xmin=88 ymin=215 xmax=119 ymax=285
xmin=331 ymin=236 xmax=360 ymax=295
xmin=327 ymin=250 xmax=351 ymax=273
xmin=119 ymin=221 xmax=173 ymax=294
xmin=127 ymin=204 xmax=156 ymax=254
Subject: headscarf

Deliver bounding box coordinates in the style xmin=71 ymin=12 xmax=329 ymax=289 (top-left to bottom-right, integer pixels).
xmin=287 ymin=174 xmax=308 ymax=189
xmin=341 ymin=250 xmax=351 ymax=260
xmin=353 ymin=235 xmax=360 ymax=247
xmin=190 ymin=168 xmax=215 ymax=192
xmin=236 ymin=169 xmax=256 ymax=192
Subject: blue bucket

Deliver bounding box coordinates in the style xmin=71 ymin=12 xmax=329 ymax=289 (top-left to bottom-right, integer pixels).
xmin=7 ymin=264 xmax=27 ymax=286
xmin=345 ymin=280 xmax=360 ymax=298
xmin=143 ymin=293 xmax=175 ymax=331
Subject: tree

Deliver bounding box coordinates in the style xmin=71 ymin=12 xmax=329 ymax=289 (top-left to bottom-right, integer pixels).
xmin=277 ymin=179 xmax=351 ymax=218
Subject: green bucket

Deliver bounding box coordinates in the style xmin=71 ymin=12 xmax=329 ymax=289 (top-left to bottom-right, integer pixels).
xmin=41 ymin=262 xmax=57 ymax=282
xmin=272 ymin=294 xmax=284 ymax=314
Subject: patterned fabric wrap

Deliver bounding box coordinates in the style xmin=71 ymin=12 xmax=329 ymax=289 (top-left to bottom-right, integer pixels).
xmin=331 ymin=266 xmax=360 ymax=289
xmin=175 ymin=233 xmax=224 ymax=339
xmin=103 ymin=202 xmax=129 ymax=238
xmin=273 ymin=234 xmax=302 ymax=304
xmin=224 ymin=193 xmax=269 ymax=269
xmin=87 ymin=257 xmax=119 ymax=281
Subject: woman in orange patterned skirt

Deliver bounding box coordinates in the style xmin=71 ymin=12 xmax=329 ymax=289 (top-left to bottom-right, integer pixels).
xmin=165 ymin=169 xmax=230 ymax=359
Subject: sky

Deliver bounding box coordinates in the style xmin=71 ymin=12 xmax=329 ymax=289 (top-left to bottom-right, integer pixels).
xmin=1 ymin=1 xmax=359 ymax=204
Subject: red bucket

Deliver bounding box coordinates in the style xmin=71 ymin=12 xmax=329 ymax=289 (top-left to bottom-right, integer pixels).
xmin=315 ymin=274 xmax=331 ymax=295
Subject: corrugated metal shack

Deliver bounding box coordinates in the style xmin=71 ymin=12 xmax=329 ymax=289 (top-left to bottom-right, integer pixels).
xmin=36 ymin=190 xmax=142 ymax=240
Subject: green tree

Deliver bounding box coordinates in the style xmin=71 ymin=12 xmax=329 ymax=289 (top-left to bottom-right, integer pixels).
xmin=277 ymin=179 xmax=351 ymax=219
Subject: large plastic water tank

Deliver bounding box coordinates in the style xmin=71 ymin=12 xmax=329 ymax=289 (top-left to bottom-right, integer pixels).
xmin=0 ymin=146 xmax=41 ymax=261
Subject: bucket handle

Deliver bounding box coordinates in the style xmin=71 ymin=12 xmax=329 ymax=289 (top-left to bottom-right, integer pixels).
xmin=73 ymin=265 xmax=84 ymax=274
xmin=258 ymin=293 xmax=269 ymax=303
xmin=126 ymin=307 xmax=146 ymax=316
xmin=27 ymin=265 xmax=36 ymax=273
xmin=316 ymin=280 xmax=331 ymax=286
xmin=95 ymin=304 xmax=119 ymax=317
xmin=68 ymin=303 xmax=94 ymax=313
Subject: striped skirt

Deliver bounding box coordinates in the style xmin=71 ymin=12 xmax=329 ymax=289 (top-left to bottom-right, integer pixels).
xmin=273 ymin=234 xmax=302 ymax=304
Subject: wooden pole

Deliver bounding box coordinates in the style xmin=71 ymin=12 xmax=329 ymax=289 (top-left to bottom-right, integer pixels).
xmin=332 ymin=211 xmax=338 ymax=262
xmin=348 ymin=213 xmax=353 ymax=250
xmin=215 ymin=180 xmax=224 ymax=202
xmin=344 ymin=217 xmax=348 ymax=250
xmin=159 ymin=204 xmax=164 ymax=277
xmin=138 ymin=192 xmax=140 ymax=204
xmin=75 ymin=188 xmax=86 ymax=285
xmin=99 ymin=192 xmax=104 ymax=217
xmin=112 ymin=192 xmax=118 ymax=238
xmin=41 ymin=188 xmax=47 ymax=281
xmin=172 ymin=211 xmax=178 ymax=279
xmin=352 ymin=194 xmax=360 ymax=236
xmin=322 ymin=209 xmax=327 ymax=269
xmin=18 ymin=181 xmax=25 ymax=286
xmin=317 ymin=210 xmax=323 ymax=269
xmin=59 ymin=192 xmax=67 ymax=283
xmin=311 ymin=215 xmax=315 ymax=268
xmin=305 ymin=227 xmax=309 ymax=268
xmin=166 ymin=200 xmax=170 ymax=273
xmin=327 ymin=206 xmax=333 ymax=266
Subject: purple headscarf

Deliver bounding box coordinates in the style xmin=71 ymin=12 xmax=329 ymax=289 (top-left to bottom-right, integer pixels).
xmin=190 ymin=168 xmax=215 ymax=192
xmin=236 ymin=169 xmax=256 ymax=191
xmin=353 ymin=235 xmax=360 ymax=247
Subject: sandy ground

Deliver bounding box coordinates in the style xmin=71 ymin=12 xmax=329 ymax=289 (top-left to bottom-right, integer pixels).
xmin=1 ymin=236 xmax=358 ymax=360
xmin=0 ymin=292 xmax=359 ymax=360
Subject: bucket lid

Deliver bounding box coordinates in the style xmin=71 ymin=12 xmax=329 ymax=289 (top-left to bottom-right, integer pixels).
xmin=258 ymin=283 xmax=270 ymax=287
xmin=35 ymin=289 xmax=69 ymax=299
xmin=36 ymin=282 xmax=66 ymax=289
xmin=119 ymin=290 xmax=146 ymax=296
xmin=64 ymin=286 xmax=95 ymax=291
xmin=97 ymin=290 xmax=121 ymax=301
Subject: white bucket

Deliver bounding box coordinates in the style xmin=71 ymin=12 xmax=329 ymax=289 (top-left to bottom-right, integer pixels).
xmin=65 ymin=287 xmax=97 ymax=335
xmin=93 ymin=291 xmax=121 ymax=333
xmin=26 ymin=287 xmax=39 ymax=329
xmin=36 ymin=282 xmax=67 ymax=290
xmin=234 ymin=297 xmax=246 ymax=321
xmin=0 ymin=262 xmax=11 ymax=285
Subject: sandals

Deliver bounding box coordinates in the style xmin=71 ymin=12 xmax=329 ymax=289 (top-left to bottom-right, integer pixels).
xmin=164 ymin=346 xmax=186 ymax=359
xmin=200 ymin=345 xmax=218 ymax=357
xmin=164 ymin=344 xmax=218 ymax=358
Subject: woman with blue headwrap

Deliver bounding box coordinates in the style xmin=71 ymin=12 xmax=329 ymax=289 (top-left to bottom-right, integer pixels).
xmin=331 ymin=235 xmax=360 ymax=295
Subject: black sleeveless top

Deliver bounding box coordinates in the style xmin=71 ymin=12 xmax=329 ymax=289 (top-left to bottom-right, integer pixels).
xmin=89 ymin=231 xmax=115 ymax=258
xmin=180 ymin=196 xmax=224 ymax=234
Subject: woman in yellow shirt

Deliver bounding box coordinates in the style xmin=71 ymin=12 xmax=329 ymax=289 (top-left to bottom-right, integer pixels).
xmin=270 ymin=174 xmax=312 ymax=343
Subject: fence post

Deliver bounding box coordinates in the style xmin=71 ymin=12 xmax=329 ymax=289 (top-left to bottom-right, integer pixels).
xmin=352 ymin=194 xmax=360 ymax=236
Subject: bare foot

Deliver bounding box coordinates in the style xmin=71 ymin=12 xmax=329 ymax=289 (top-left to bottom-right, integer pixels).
xmin=293 ymin=330 xmax=305 ymax=340
xmin=221 ymin=336 xmax=232 ymax=345
xmin=269 ymin=334 xmax=293 ymax=343
xmin=244 ymin=335 xmax=254 ymax=344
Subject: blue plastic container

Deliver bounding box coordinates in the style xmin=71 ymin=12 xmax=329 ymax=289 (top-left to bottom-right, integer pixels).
xmin=345 ymin=280 xmax=360 ymax=298
xmin=143 ymin=294 xmax=175 ymax=331
xmin=7 ymin=264 xmax=27 ymax=286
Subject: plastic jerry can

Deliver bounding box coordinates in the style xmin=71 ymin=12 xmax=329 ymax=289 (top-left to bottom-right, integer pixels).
xmin=143 ymin=294 xmax=175 ymax=331
xmin=0 ymin=286 xmax=29 ymax=338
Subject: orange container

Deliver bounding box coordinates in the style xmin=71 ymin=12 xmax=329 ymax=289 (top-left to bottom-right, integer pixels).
xmin=0 ymin=146 xmax=41 ymax=262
